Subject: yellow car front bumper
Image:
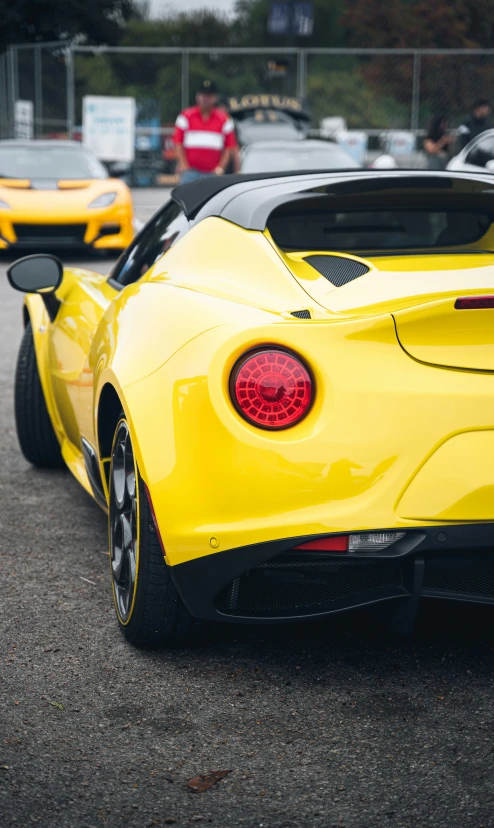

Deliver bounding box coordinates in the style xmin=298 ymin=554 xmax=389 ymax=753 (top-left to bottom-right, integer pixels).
xmin=0 ymin=203 xmax=133 ymax=250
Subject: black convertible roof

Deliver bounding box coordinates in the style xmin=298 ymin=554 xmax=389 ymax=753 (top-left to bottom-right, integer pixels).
xmin=171 ymin=171 xmax=313 ymax=217
xmin=171 ymin=169 xmax=494 ymax=231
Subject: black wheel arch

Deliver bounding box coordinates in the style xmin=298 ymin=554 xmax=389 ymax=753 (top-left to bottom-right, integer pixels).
xmin=97 ymin=383 xmax=125 ymax=478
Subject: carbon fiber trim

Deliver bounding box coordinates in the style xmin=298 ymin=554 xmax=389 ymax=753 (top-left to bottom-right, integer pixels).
xmin=304 ymin=255 xmax=370 ymax=287
xmin=290 ymin=310 xmax=311 ymax=319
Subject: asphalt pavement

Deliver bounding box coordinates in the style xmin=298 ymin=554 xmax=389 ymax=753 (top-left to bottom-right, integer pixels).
xmin=1 ymin=189 xmax=494 ymax=828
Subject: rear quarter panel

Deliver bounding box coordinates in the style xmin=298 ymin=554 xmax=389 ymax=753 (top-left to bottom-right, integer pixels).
xmin=87 ymin=281 xmax=278 ymax=453
xmin=121 ymin=310 xmax=494 ymax=567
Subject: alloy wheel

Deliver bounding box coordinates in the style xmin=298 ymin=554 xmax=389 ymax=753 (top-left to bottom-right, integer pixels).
xmin=110 ymin=420 xmax=138 ymax=623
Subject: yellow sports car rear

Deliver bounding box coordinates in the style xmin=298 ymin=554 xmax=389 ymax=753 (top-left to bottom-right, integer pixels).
xmin=7 ymin=169 xmax=494 ymax=646
xmin=0 ymin=139 xmax=133 ymax=251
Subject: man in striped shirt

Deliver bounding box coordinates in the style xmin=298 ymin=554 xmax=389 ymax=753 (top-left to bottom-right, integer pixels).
xmin=173 ymin=80 xmax=237 ymax=184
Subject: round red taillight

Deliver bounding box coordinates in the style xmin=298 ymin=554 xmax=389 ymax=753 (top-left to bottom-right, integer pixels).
xmin=231 ymin=348 xmax=313 ymax=429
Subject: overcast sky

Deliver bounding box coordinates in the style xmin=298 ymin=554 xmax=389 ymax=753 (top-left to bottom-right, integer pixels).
xmin=148 ymin=0 xmax=237 ymax=17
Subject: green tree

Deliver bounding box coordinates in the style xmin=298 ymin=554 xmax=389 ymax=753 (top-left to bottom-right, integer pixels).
xmin=341 ymin=0 xmax=494 ymax=126
xmin=0 ymin=0 xmax=142 ymax=47
xmin=307 ymin=64 xmax=409 ymax=128
xmin=122 ymin=11 xmax=238 ymax=48
xmin=342 ymin=0 xmax=494 ymax=48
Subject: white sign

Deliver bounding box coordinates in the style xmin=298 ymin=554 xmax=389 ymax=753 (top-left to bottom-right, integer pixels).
xmin=384 ymin=131 xmax=417 ymax=156
xmin=336 ymin=130 xmax=369 ymax=165
xmin=82 ymin=96 xmax=136 ymax=163
xmin=320 ymin=117 xmax=347 ymax=139
xmin=15 ymin=100 xmax=33 ymax=140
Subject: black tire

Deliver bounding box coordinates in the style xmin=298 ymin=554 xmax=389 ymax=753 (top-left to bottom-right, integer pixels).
xmin=14 ymin=322 xmax=65 ymax=469
xmin=109 ymin=417 xmax=194 ymax=647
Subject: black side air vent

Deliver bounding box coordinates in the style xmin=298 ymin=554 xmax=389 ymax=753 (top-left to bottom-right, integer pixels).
xmin=304 ymin=255 xmax=370 ymax=287
xmin=290 ymin=310 xmax=311 ymax=319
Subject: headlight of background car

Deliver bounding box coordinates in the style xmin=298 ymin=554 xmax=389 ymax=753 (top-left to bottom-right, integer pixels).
xmin=0 ymin=199 xmax=11 ymax=209
xmin=88 ymin=192 xmax=117 ymax=209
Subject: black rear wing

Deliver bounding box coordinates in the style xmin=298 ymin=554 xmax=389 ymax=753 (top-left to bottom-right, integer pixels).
xmin=172 ymin=170 xmax=494 ymax=228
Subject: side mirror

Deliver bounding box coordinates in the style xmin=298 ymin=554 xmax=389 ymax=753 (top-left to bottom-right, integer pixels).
xmin=7 ymin=254 xmax=63 ymax=321
xmin=486 ymin=159 xmax=494 ymax=172
xmin=7 ymin=254 xmax=63 ymax=293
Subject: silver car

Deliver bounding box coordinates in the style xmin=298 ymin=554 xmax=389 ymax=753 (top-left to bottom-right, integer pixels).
xmin=240 ymin=139 xmax=360 ymax=173
xmin=447 ymin=129 xmax=494 ymax=173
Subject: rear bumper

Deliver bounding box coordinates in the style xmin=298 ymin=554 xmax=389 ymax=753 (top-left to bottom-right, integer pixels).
xmin=169 ymin=523 xmax=494 ymax=624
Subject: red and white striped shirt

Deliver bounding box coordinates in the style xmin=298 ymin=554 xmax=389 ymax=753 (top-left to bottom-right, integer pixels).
xmin=173 ymin=106 xmax=237 ymax=173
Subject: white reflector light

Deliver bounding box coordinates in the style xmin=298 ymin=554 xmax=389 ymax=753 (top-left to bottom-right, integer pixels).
xmin=348 ymin=532 xmax=405 ymax=552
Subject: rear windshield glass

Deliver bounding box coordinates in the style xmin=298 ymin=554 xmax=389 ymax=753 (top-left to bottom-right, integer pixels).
xmin=267 ymin=206 xmax=491 ymax=251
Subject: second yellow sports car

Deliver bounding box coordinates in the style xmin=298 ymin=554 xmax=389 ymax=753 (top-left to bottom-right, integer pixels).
xmin=8 ymin=169 xmax=494 ymax=645
xmin=0 ymin=139 xmax=133 ymax=252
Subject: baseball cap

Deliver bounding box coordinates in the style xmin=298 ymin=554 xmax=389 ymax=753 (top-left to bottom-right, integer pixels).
xmin=197 ymin=79 xmax=218 ymax=95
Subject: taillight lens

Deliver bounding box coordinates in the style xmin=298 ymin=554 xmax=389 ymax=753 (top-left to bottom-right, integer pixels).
xmin=294 ymin=532 xmax=406 ymax=553
xmin=231 ymin=347 xmax=313 ymax=429
xmin=294 ymin=536 xmax=348 ymax=552
xmin=455 ymin=296 xmax=494 ymax=309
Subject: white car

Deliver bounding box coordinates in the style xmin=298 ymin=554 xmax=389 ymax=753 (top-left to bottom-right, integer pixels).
xmin=448 ymin=129 xmax=494 ymax=173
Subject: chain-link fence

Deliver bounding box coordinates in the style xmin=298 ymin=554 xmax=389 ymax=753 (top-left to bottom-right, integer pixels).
xmin=2 ymin=44 xmax=494 ymax=139
xmin=0 ymin=42 xmax=71 ymax=138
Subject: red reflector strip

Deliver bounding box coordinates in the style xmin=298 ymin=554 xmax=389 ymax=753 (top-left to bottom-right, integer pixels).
xmin=455 ymin=296 xmax=494 ymax=310
xmin=294 ymin=536 xmax=348 ymax=552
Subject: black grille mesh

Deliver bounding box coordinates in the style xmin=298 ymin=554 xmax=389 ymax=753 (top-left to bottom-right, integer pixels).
xmin=290 ymin=310 xmax=311 ymax=319
xmin=13 ymin=223 xmax=87 ymax=241
xmin=423 ymin=552 xmax=494 ymax=600
xmin=304 ymin=255 xmax=370 ymax=287
xmin=216 ymin=552 xmax=404 ymax=616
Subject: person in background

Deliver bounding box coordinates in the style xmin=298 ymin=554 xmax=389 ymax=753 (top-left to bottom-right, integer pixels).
xmin=173 ymin=80 xmax=237 ymax=184
xmin=423 ymin=115 xmax=455 ymax=170
xmin=458 ymin=99 xmax=492 ymax=150
xmin=218 ymin=97 xmax=241 ymax=174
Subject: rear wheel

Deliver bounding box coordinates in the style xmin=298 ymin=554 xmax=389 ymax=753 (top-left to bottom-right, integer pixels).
xmin=14 ymin=322 xmax=64 ymax=469
xmin=109 ymin=417 xmax=193 ymax=646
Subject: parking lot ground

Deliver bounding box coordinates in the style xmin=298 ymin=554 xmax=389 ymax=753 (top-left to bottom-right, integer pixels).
xmin=1 ymin=190 xmax=494 ymax=828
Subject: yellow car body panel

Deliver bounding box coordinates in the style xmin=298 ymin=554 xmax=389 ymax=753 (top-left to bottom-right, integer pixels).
xmin=394 ymin=298 xmax=494 ymax=371
xmin=0 ymin=178 xmax=133 ymax=250
xmin=397 ymin=430 xmax=494 ymax=521
xmin=121 ymin=313 xmax=494 ymax=566
xmin=283 ymin=249 xmax=494 ymax=316
xmin=147 ymin=217 xmax=319 ymax=313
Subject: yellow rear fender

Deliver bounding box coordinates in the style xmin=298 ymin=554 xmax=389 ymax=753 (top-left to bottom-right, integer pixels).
xmin=90 ymin=284 xmax=280 ymax=495
xmin=121 ymin=313 xmax=406 ymax=566
xmin=88 ymin=280 xmax=280 ymax=395
xmin=120 ymin=307 xmax=494 ymax=567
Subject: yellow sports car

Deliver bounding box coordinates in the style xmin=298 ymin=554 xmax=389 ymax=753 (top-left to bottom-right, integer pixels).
xmin=8 ymin=170 xmax=494 ymax=645
xmin=0 ymin=139 xmax=133 ymax=252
